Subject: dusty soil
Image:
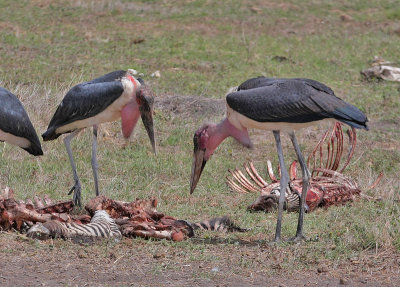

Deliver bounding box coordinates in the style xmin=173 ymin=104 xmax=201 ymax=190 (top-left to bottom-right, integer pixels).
xmin=1 ymin=233 xmax=400 ymax=287
xmin=155 ymin=94 xmax=225 ymax=119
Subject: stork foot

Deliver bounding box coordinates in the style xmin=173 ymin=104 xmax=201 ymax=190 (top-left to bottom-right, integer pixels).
xmin=273 ymin=235 xmax=282 ymax=243
xmin=303 ymin=203 xmax=310 ymax=213
xmin=288 ymin=233 xmax=307 ymax=243
xmin=68 ymin=181 xmax=82 ymax=207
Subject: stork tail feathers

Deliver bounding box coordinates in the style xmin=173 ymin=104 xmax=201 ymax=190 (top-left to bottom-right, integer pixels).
xmin=24 ymin=140 xmax=44 ymax=156
xmin=334 ymin=104 xmax=369 ymax=130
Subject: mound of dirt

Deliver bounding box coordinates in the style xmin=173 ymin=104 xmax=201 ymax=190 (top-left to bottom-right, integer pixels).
xmin=155 ymin=95 xmax=225 ymax=118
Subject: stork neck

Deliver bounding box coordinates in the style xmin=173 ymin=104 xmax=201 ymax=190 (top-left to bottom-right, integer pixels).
xmin=211 ymin=118 xmax=253 ymax=149
xmin=207 ymin=118 xmax=231 ymax=150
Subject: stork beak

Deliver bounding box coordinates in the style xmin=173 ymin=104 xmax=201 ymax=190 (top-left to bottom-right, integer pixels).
xmin=190 ymin=140 xmax=207 ymax=194
xmin=138 ymin=90 xmax=156 ymax=154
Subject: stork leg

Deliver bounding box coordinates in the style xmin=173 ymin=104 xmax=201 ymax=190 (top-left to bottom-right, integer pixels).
xmin=1 ymin=142 xmax=5 ymax=158
xmin=273 ymin=130 xmax=290 ymax=242
xmin=289 ymin=131 xmax=310 ymax=242
xmin=64 ymin=128 xmax=83 ymax=207
xmin=91 ymin=125 xmax=99 ymax=196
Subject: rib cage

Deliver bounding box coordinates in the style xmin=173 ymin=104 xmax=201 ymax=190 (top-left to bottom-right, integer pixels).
xmin=226 ymin=122 xmax=379 ymax=212
xmin=307 ymin=121 xmax=356 ymax=177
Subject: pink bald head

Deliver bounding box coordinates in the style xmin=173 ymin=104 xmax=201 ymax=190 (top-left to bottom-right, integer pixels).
xmin=190 ymin=118 xmax=253 ymax=194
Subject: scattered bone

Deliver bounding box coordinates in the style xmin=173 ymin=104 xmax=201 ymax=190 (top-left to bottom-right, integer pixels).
xmin=150 ymin=70 xmax=161 ymax=78
xmin=361 ymin=57 xmax=400 ymax=82
xmin=127 ymin=69 xmax=138 ymax=75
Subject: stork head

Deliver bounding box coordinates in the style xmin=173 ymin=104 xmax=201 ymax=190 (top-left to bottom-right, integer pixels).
xmin=136 ymin=79 xmax=156 ymax=154
xmin=190 ymin=124 xmax=215 ymax=194
xmin=190 ymin=119 xmax=253 ymax=194
xmin=120 ymin=75 xmax=156 ymax=154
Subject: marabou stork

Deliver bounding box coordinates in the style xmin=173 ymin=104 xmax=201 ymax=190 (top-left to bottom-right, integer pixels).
xmin=42 ymin=70 xmax=156 ymax=206
xmin=190 ymin=77 xmax=368 ymax=242
xmin=0 ymin=87 xmax=43 ymax=156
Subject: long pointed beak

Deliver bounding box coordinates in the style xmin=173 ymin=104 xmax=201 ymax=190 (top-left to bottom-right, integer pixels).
xmin=138 ymin=91 xmax=156 ymax=154
xmin=190 ymin=146 xmax=207 ymax=194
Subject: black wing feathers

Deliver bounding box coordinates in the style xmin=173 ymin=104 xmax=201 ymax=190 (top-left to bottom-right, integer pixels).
xmin=0 ymin=88 xmax=43 ymax=155
xmin=237 ymin=77 xmax=276 ymax=91
xmin=227 ymin=78 xmax=368 ymax=129
xmin=298 ymin=78 xmax=335 ymax=96
xmin=238 ymin=76 xmax=335 ymax=96
xmin=43 ymin=80 xmax=124 ymax=140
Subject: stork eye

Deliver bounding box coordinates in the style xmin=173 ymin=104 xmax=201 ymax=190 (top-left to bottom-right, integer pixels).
xmin=198 ymin=131 xmax=209 ymax=149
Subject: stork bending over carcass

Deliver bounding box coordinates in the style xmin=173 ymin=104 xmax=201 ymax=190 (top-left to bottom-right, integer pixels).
xmin=227 ymin=122 xmax=382 ymax=213
xmin=42 ymin=70 xmax=156 ymax=206
xmin=190 ymin=77 xmax=368 ymax=242
xmin=0 ymin=87 xmax=43 ymax=156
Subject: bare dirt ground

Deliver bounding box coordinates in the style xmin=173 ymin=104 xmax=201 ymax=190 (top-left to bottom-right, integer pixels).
xmin=155 ymin=94 xmax=226 ymax=119
xmin=1 ymin=233 xmax=399 ymax=287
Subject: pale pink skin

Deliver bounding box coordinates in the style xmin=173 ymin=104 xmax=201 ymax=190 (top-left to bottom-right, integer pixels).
xmin=204 ymin=118 xmax=253 ymax=159
xmin=121 ymin=99 xmax=140 ymax=139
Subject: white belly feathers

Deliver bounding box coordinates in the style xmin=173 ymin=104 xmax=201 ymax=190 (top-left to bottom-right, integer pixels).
xmin=226 ymin=104 xmax=333 ymax=132
xmin=56 ymin=76 xmax=140 ymax=134
xmin=0 ymin=129 xmax=30 ymax=148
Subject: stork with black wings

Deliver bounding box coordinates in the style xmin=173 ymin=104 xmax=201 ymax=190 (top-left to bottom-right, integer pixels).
xmin=42 ymin=70 xmax=156 ymax=206
xmin=0 ymin=87 xmax=43 ymax=156
xmin=190 ymin=76 xmax=368 ymax=242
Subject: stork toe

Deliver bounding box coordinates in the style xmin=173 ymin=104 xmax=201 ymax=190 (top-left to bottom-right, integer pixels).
xmin=68 ymin=180 xmax=82 ymax=207
xmin=288 ymin=234 xmax=307 ymax=243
